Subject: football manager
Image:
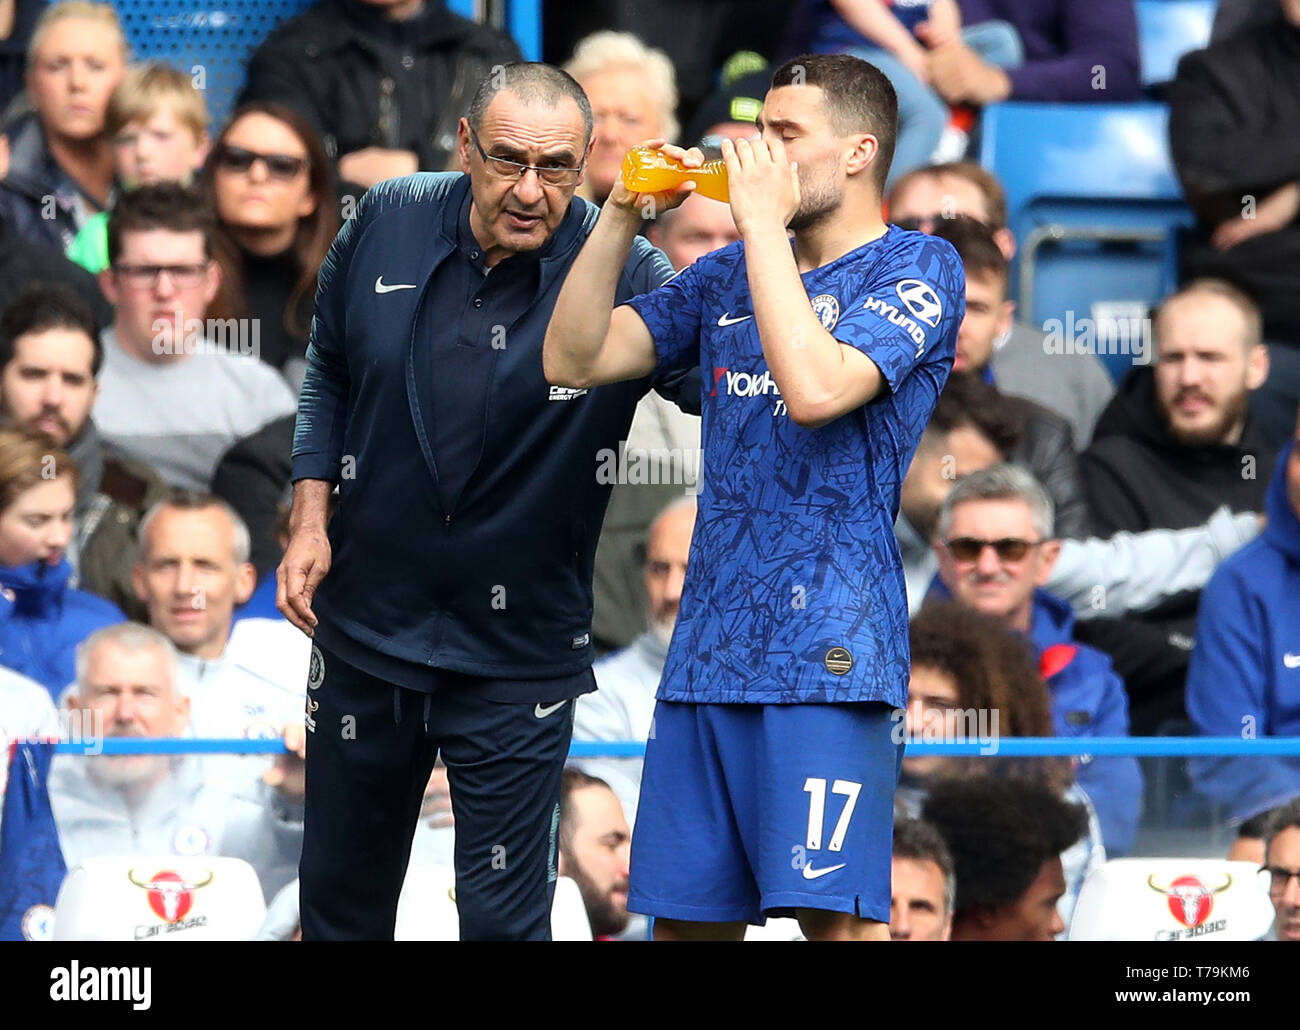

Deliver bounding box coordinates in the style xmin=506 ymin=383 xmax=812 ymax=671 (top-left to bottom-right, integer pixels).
xmin=277 ymin=62 xmax=690 ymax=941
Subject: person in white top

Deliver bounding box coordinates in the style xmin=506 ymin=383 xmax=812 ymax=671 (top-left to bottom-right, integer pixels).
xmin=133 ymin=491 xmax=307 ymax=787
xmin=575 ymin=495 xmax=696 ymax=822
xmin=50 ymin=622 xmax=304 ymax=901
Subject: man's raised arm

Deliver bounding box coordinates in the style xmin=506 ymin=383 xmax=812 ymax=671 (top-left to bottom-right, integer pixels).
xmin=544 ymin=141 xmax=699 ymax=389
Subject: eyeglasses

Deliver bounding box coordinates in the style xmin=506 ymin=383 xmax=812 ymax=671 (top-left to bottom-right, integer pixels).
xmin=112 ymin=263 xmax=210 ymax=289
xmin=943 ymin=537 xmax=1044 ymax=563
xmin=1260 ymin=866 xmax=1300 ymax=894
xmin=214 ymin=144 xmax=310 ymax=180
xmin=469 ymin=127 xmax=584 ymax=186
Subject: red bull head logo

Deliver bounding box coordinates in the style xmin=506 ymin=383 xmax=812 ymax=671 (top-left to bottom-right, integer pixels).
xmin=1148 ymin=873 xmax=1232 ymax=928
xmin=127 ymin=868 xmax=213 ymax=924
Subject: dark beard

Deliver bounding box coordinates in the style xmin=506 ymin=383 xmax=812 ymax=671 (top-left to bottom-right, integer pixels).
xmin=572 ymin=868 xmax=629 ymax=938
xmin=1161 ymin=389 xmax=1249 ymax=448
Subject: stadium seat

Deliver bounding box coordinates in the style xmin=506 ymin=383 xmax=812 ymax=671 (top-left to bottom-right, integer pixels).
xmin=1136 ymin=0 xmax=1217 ymax=91
xmin=394 ymin=865 xmax=593 ymax=940
xmin=1067 ymin=858 xmax=1275 ymax=940
xmin=52 ymin=856 xmax=268 ymax=941
xmin=112 ymin=0 xmax=542 ymax=127
xmin=979 ymin=102 xmax=1196 ymax=382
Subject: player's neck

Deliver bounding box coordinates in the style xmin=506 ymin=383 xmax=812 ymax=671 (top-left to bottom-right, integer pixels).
xmin=791 ymin=196 xmax=888 ymax=273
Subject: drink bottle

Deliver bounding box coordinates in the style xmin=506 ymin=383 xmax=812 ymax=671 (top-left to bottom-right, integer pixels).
xmin=620 ymin=145 xmax=729 ymax=203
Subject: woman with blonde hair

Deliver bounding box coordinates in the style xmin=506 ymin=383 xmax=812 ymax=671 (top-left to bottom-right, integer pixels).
xmin=0 ymin=425 xmax=122 ymax=699
xmin=563 ymin=30 xmax=679 ymax=204
xmin=0 ymin=1 xmax=129 ymax=250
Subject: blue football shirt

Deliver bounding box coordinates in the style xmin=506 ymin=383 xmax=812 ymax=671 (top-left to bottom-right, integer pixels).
xmin=624 ymin=225 xmax=963 ymax=706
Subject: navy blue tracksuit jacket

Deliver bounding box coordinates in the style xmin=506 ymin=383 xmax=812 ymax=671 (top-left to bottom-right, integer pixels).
xmin=292 ymin=172 xmax=680 ymax=683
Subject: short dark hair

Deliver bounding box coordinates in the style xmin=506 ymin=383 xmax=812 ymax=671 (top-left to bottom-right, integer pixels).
xmin=893 ymin=817 xmax=956 ymax=916
xmin=888 ymin=162 xmax=1009 ymax=231
xmin=466 ymin=62 xmax=594 ymax=145
xmin=770 ymin=54 xmax=898 ymax=192
xmin=1264 ymin=797 xmax=1300 ymax=859
xmin=922 ymin=776 xmax=1088 ymax=917
xmin=559 ymin=766 xmax=610 ymax=855
xmin=0 ymin=281 xmax=102 ymax=377
xmin=921 ymin=371 xmax=1024 ymax=456
xmin=929 ymin=215 xmax=1008 ymax=291
xmin=107 ymin=181 xmax=217 ymax=267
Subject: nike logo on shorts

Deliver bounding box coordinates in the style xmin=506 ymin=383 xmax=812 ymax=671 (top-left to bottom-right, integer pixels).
xmin=534 ymin=701 xmax=568 ymax=719
xmin=801 ymin=862 xmax=846 ymax=880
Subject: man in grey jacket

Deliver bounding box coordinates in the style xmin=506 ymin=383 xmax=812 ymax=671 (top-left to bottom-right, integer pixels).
xmin=49 ymin=622 xmax=303 ymax=903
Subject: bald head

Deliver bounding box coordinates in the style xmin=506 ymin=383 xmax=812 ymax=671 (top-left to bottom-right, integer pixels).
xmin=645 ymin=497 xmax=696 ymax=645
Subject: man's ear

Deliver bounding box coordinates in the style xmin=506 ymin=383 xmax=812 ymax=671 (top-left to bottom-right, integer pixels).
xmin=1246 ymin=343 xmax=1270 ymax=391
xmin=457 ymin=118 xmax=473 ymax=176
xmin=234 ymin=561 xmax=257 ymax=606
xmin=994 ymin=227 xmax=1016 ymax=261
xmin=1036 ymin=539 xmax=1062 ymax=585
xmin=98 ymin=267 xmax=119 ymax=307
xmin=846 ymin=134 xmax=880 ymax=180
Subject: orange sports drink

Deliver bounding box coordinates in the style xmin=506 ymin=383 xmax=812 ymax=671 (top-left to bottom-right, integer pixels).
xmin=620 ymin=145 xmax=729 ymax=203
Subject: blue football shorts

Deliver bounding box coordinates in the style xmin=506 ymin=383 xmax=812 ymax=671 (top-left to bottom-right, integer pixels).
xmin=628 ymin=700 xmax=904 ymax=925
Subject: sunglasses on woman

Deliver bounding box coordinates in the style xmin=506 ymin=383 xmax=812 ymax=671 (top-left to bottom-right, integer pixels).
xmin=214 ymin=144 xmax=309 ymax=180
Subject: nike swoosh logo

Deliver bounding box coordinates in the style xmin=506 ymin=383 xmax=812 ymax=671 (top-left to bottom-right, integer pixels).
xmin=801 ymin=862 xmax=846 ymax=880
xmin=717 ymin=312 xmax=752 ymax=327
xmin=375 ymin=276 xmax=417 ymax=294
xmin=1285 ymin=653 xmax=1300 ymax=669
xmin=534 ymin=701 xmax=568 ymax=719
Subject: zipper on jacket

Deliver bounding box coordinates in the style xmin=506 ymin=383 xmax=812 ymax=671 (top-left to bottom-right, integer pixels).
xmin=444 ymin=514 xmax=451 ymax=529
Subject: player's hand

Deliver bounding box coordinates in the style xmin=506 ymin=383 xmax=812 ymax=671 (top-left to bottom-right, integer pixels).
xmin=721 ymin=137 xmax=800 ymax=236
xmin=262 ymin=721 xmax=307 ymax=802
xmin=605 ymin=138 xmax=705 ymax=223
xmin=277 ymin=526 xmax=331 ymax=636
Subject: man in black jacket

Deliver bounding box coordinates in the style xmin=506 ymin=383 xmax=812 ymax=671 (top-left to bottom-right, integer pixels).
xmin=239 ymin=0 xmax=521 ymax=191
xmin=278 ymin=63 xmax=687 ymax=941
xmin=1079 ymin=278 xmax=1274 ymax=730
xmin=1167 ymin=1 xmax=1300 ymax=448
xmin=928 ymin=216 xmax=1092 ymax=539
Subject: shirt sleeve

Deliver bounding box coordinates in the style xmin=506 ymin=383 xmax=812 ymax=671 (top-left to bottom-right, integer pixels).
xmin=831 ymin=235 xmax=964 ymax=392
xmin=621 ymin=259 xmax=705 ymax=375
xmin=290 ymin=195 xmax=365 ymax=483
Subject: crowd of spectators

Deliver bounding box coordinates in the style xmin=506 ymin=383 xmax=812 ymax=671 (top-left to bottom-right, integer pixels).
xmin=0 ymin=0 xmax=1297 ymax=941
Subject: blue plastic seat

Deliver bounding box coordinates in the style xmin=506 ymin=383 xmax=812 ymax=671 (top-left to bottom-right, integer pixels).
xmin=1136 ymin=0 xmax=1217 ymax=90
xmin=979 ymin=102 xmax=1196 ymax=382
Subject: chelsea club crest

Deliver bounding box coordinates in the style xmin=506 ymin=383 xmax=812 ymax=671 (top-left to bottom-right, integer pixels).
xmin=811 ymin=294 xmax=840 ymax=331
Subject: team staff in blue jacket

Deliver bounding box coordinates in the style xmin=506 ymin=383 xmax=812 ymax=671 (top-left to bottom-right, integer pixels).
xmin=277 ymin=63 xmax=687 ymax=941
xmin=930 ymin=463 xmax=1143 ymax=855
xmin=1188 ymin=421 xmax=1300 ymax=821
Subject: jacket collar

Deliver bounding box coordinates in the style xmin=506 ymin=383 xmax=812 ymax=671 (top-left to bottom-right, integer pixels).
xmin=433 ymin=174 xmax=595 ymax=299
xmin=0 ymin=558 xmax=72 ymax=614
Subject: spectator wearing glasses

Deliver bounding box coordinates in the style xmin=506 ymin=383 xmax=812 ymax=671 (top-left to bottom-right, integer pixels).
xmin=279 ymin=62 xmax=693 ymax=941
xmin=1262 ymin=798 xmax=1300 ymax=941
xmin=201 ymin=101 xmax=340 ymax=385
xmin=92 ymin=183 xmax=296 ymax=494
xmin=887 ymin=161 xmax=1114 ymax=449
xmin=929 ymin=463 xmax=1142 ymax=856
xmin=563 ymin=31 xmax=678 ymax=206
